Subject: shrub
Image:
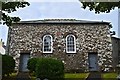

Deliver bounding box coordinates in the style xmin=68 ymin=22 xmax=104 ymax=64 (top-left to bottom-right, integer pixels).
xmin=27 ymin=58 xmax=38 ymax=72
xmin=36 ymin=58 xmax=64 ymax=80
xmin=2 ymin=55 xmax=15 ymax=76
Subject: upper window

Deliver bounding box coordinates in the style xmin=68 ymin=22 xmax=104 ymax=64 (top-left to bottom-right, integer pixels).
xmin=66 ymin=34 xmax=76 ymax=53
xmin=43 ymin=35 xmax=53 ymax=53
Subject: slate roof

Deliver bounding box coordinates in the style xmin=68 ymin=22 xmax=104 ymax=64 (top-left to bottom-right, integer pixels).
xmin=13 ymin=19 xmax=110 ymax=24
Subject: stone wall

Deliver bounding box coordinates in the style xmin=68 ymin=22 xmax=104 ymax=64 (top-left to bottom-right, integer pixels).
xmin=7 ymin=23 xmax=113 ymax=72
xmin=112 ymin=37 xmax=120 ymax=69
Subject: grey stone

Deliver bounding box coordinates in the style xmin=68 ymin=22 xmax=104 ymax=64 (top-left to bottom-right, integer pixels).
xmin=7 ymin=20 xmax=113 ymax=72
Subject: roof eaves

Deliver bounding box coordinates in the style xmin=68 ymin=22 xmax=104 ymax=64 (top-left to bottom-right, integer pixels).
xmin=13 ymin=20 xmax=110 ymax=24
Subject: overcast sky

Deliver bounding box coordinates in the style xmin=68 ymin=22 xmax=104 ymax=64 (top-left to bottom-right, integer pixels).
xmin=0 ymin=1 xmax=118 ymax=45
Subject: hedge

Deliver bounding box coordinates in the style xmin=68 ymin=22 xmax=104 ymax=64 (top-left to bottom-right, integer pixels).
xmin=36 ymin=58 xmax=64 ymax=80
xmin=27 ymin=58 xmax=38 ymax=72
xmin=2 ymin=55 xmax=15 ymax=76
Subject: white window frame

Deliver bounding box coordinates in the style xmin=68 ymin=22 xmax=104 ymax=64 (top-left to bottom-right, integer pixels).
xmin=43 ymin=35 xmax=53 ymax=53
xmin=66 ymin=34 xmax=76 ymax=53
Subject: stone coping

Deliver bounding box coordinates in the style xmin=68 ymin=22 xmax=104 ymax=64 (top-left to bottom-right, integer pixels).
xmin=13 ymin=19 xmax=110 ymax=24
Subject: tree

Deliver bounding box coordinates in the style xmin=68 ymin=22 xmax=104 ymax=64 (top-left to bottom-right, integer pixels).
xmin=1 ymin=1 xmax=30 ymax=26
xmin=81 ymin=2 xmax=120 ymax=13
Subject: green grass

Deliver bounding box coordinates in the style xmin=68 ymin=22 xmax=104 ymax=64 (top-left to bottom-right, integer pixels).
xmin=65 ymin=73 xmax=89 ymax=80
xmin=30 ymin=73 xmax=89 ymax=80
xmin=9 ymin=73 xmax=17 ymax=77
xmin=31 ymin=77 xmax=36 ymax=80
xmin=2 ymin=73 xmax=17 ymax=80
xmin=102 ymin=73 xmax=118 ymax=80
xmin=3 ymin=72 xmax=118 ymax=80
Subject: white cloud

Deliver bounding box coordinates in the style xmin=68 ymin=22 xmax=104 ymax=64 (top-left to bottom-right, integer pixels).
xmin=0 ymin=25 xmax=8 ymax=45
xmin=27 ymin=0 xmax=79 ymax=2
xmin=36 ymin=2 xmax=82 ymax=19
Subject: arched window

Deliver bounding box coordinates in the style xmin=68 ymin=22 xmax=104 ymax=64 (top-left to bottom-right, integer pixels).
xmin=43 ymin=35 xmax=53 ymax=53
xmin=66 ymin=34 xmax=76 ymax=53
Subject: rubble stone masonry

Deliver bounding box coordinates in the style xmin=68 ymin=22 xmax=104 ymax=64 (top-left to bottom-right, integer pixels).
xmin=7 ymin=20 xmax=113 ymax=72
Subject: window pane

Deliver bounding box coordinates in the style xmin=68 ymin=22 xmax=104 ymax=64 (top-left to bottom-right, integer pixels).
xmin=43 ymin=35 xmax=52 ymax=52
xmin=67 ymin=35 xmax=76 ymax=52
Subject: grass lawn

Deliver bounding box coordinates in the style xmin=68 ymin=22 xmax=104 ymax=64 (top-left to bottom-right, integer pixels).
xmin=2 ymin=72 xmax=118 ymax=80
xmin=102 ymin=73 xmax=118 ymax=80
xmin=65 ymin=73 xmax=89 ymax=80
xmin=2 ymin=73 xmax=17 ymax=80
xmin=30 ymin=73 xmax=89 ymax=80
xmin=31 ymin=72 xmax=118 ymax=80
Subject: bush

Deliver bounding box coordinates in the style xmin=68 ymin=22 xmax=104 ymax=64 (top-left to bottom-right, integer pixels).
xmin=36 ymin=58 xmax=64 ymax=80
xmin=2 ymin=55 xmax=15 ymax=76
xmin=27 ymin=58 xmax=38 ymax=72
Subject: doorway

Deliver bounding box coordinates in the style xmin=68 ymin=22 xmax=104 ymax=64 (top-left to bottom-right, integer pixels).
xmin=19 ymin=53 xmax=30 ymax=72
xmin=88 ymin=52 xmax=98 ymax=71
